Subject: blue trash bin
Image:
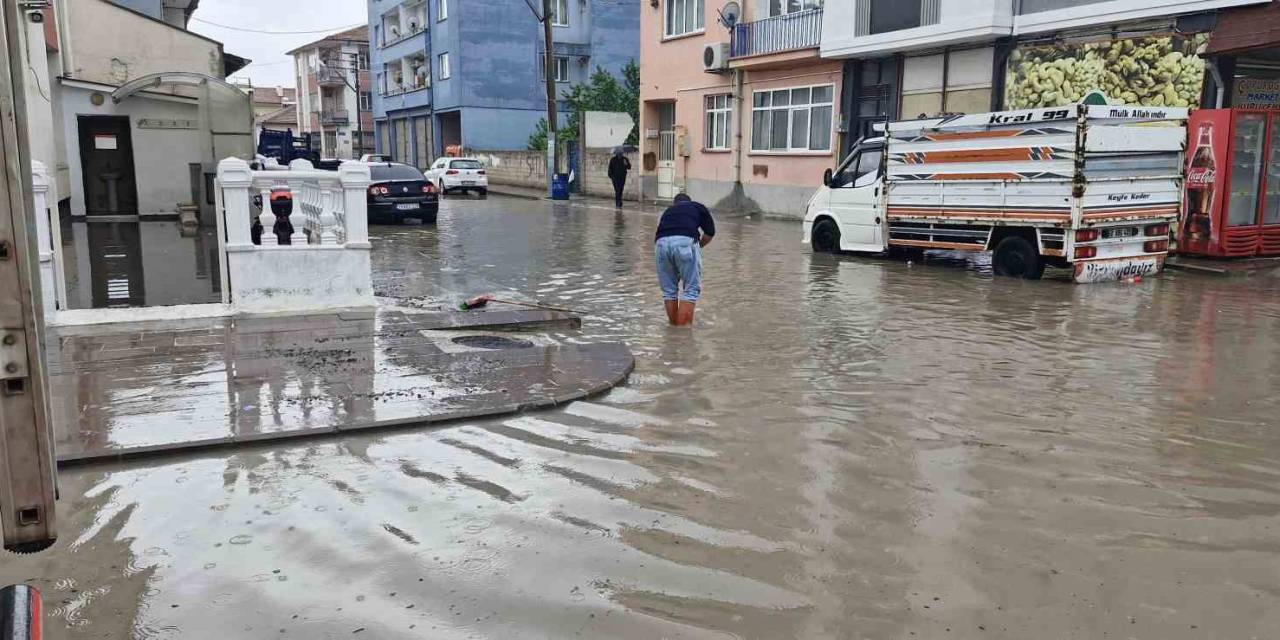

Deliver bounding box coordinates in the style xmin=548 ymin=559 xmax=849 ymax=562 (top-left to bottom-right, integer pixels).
xmin=551 ymin=173 xmax=570 ymax=200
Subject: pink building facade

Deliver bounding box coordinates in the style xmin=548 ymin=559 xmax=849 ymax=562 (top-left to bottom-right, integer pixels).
xmin=639 ymin=1 xmax=840 ymax=218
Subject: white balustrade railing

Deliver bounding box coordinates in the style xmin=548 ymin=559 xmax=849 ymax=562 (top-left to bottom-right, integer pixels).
xmin=215 ymin=157 xmax=374 ymax=313
xmin=217 ymin=157 xmax=370 ymax=250
xmin=31 ymin=160 xmax=64 ymax=316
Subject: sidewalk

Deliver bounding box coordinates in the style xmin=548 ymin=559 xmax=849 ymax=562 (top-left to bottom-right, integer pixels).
xmin=484 ymin=182 xmax=658 ymax=211
xmin=48 ymin=304 xmax=633 ymax=464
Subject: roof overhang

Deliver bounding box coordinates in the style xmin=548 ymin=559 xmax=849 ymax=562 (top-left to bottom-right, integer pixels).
xmin=111 ymin=72 xmax=242 ymax=104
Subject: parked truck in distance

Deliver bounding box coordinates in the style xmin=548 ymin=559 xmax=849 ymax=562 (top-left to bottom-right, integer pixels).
xmin=803 ymin=105 xmax=1186 ymax=283
xmin=257 ymin=127 xmax=321 ymax=166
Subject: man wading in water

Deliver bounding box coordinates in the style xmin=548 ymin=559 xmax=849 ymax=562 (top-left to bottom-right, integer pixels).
xmin=655 ymin=193 xmax=715 ymax=326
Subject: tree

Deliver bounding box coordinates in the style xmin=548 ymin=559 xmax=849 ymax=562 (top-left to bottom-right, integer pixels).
xmin=528 ymin=60 xmax=640 ymax=151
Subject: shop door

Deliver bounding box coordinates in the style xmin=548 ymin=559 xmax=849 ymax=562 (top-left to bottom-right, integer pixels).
xmin=850 ymin=58 xmax=898 ymax=148
xmin=77 ymin=116 xmax=138 ymax=216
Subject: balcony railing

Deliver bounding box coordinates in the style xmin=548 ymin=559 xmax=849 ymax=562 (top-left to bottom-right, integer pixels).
xmin=316 ymin=65 xmax=347 ymax=86
xmin=731 ymin=8 xmax=822 ymax=58
xmin=321 ymin=109 xmax=350 ymax=125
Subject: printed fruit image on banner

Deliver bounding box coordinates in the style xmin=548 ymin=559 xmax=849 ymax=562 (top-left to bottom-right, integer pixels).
xmin=1005 ymin=34 xmax=1208 ymax=109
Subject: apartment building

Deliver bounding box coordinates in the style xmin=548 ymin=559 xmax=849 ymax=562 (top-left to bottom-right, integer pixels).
xmin=367 ymin=0 xmax=640 ymax=167
xmin=822 ymin=0 xmax=1269 ymax=154
xmin=289 ymin=27 xmax=374 ymax=160
xmin=639 ymin=0 xmax=840 ymax=217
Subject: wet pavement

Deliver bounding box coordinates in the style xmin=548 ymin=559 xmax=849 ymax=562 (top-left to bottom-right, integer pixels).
xmin=6 ymin=195 xmax=1280 ymax=638
xmin=48 ymin=308 xmax=626 ymax=463
xmin=59 ymin=219 xmax=222 ymax=309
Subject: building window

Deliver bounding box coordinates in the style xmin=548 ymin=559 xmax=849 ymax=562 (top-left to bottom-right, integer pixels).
xmin=359 ymin=91 xmax=372 ymax=111
xmin=665 ymin=0 xmax=705 ymax=38
xmin=768 ymin=0 xmax=823 ymax=17
xmin=900 ymin=48 xmax=993 ymax=119
xmin=704 ymin=94 xmax=731 ymax=150
xmin=438 ymin=52 xmax=451 ymax=80
xmin=750 ymin=85 xmax=834 ymax=152
xmin=437 ymin=0 xmax=448 ymax=21
xmin=540 ymin=56 xmax=570 ymax=83
xmin=856 ymin=0 xmax=938 ymax=36
xmin=552 ymin=0 xmax=569 ymax=26
xmin=357 ymin=52 xmax=369 ymax=70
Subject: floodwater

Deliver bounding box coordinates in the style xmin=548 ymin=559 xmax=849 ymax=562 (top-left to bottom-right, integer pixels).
xmin=58 ymin=219 xmax=222 ymax=309
xmin=6 ymin=195 xmax=1280 ymax=639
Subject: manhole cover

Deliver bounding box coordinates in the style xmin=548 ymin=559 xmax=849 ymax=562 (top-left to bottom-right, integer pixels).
xmin=452 ymin=335 xmax=535 ymax=350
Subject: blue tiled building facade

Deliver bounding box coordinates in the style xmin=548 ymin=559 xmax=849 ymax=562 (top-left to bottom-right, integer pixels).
xmin=367 ymin=0 xmax=638 ymax=166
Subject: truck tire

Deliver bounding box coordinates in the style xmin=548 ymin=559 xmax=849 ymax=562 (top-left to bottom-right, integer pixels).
xmin=992 ymin=236 xmax=1044 ymax=279
xmin=812 ymin=218 xmax=841 ymax=253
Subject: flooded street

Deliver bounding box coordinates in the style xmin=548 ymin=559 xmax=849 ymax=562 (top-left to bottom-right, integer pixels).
xmin=6 ymin=194 xmax=1280 ymax=639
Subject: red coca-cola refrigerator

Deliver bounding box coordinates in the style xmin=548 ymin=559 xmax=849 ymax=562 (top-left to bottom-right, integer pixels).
xmin=1180 ymin=109 xmax=1280 ymax=257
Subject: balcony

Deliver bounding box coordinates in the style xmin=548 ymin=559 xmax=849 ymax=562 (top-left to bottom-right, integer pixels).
xmin=320 ymin=109 xmax=350 ymax=125
xmin=731 ymin=9 xmax=822 ymax=59
xmin=317 ymin=65 xmax=348 ymax=87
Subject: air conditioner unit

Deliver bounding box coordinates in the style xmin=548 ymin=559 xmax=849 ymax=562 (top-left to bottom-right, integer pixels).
xmin=702 ymin=43 xmax=730 ymax=73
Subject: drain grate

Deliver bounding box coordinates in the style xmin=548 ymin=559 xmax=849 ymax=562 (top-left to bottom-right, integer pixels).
xmin=451 ymin=335 xmax=535 ymax=350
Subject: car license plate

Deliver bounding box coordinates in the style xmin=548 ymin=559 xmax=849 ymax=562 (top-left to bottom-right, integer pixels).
xmin=462 ymin=180 xmax=475 ymax=186
xmin=1074 ymin=256 xmax=1162 ymax=283
xmin=396 ymin=203 xmax=419 ymax=211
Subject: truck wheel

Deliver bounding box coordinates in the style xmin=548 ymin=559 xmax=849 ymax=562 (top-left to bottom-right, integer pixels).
xmin=992 ymin=236 xmax=1044 ymax=279
xmin=812 ymin=218 xmax=841 ymax=253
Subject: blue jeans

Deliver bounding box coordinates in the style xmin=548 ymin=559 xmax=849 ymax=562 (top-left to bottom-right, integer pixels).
xmin=655 ymin=235 xmax=701 ymax=302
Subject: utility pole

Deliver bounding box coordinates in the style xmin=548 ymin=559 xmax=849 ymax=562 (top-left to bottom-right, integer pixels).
xmin=0 ymin=0 xmax=58 ymax=554
xmin=541 ymin=0 xmax=558 ymax=196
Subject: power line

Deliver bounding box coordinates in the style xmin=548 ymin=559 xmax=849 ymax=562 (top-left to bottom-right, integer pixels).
xmin=191 ymin=17 xmax=364 ymax=35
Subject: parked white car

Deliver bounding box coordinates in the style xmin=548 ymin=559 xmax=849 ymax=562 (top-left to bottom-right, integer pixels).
xmin=425 ymin=157 xmax=488 ymax=197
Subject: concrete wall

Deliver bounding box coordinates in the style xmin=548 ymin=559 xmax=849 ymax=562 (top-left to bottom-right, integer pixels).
xmin=227 ymin=246 xmax=374 ymax=314
xmin=67 ymin=0 xmax=223 ymax=85
xmin=470 ymin=148 xmax=641 ymax=201
xmin=60 ymin=85 xmax=203 ymax=217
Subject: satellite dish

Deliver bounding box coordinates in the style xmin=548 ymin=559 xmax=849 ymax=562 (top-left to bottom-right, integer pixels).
xmin=719 ymin=1 xmax=740 ymax=28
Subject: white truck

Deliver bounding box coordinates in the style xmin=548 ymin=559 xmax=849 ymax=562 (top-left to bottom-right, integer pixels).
xmin=802 ymin=105 xmax=1186 ymax=283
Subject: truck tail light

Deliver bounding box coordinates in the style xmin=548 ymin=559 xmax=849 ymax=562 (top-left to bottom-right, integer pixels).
xmin=1145 ymin=223 xmax=1170 ymax=237
xmin=1075 ymin=246 xmax=1097 ymax=259
xmin=1144 ymin=240 xmax=1169 ymax=253
xmin=445 ymin=169 xmax=459 ymax=175
xmin=1075 ymin=228 xmax=1100 ymax=242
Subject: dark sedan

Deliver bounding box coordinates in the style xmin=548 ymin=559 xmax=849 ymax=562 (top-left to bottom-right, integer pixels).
xmin=367 ymin=163 xmax=439 ymax=224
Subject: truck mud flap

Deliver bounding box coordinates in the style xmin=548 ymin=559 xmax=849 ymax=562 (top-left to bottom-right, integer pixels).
xmin=1073 ymin=256 xmax=1163 ymax=283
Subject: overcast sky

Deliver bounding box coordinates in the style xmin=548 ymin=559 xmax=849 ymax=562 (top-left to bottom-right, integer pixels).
xmin=189 ymin=0 xmax=368 ymax=88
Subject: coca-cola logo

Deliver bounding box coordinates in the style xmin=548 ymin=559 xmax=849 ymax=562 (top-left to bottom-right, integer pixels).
xmin=1187 ymin=167 xmax=1215 ymax=187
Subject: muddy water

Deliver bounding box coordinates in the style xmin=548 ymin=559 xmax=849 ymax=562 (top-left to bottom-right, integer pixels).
xmin=5 ymin=195 xmax=1280 ymax=639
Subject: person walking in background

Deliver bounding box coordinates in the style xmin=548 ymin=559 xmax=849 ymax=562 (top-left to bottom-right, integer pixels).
xmin=608 ymin=147 xmax=631 ymax=208
xmin=655 ymin=193 xmax=715 ymax=326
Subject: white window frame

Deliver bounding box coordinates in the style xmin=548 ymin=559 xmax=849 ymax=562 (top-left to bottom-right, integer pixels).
xmin=704 ymin=94 xmax=731 ymax=151
xmin=552 ymin=0 xmax=569 ymax=27
xmin=555 ymin=57 xmax=569 ymax=83
xmin=359 ymin=91 xmax=372 ymax=111
xmin=437 ymin=0 xmax=448 ymax=21
xmin=438 ymin=52 xmax=451 ymax=80
xmin=769 ymin=0 xmax=823 ymax=18
xmin=664 ymin=0 xmax=705 ymax=38
xmin=750 ymin=84 xmax=835 ymax=153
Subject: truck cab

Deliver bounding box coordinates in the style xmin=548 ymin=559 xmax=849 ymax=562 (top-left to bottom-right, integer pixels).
xmin=804 ymin=138 xmax=886 ymax=254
